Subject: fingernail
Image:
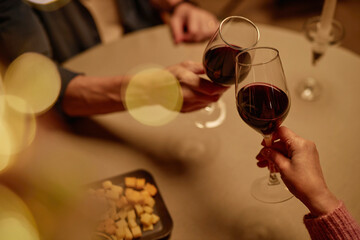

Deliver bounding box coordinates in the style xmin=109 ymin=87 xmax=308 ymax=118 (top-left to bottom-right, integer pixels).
xmin=261 ymin=148 xmax=271 ymax=157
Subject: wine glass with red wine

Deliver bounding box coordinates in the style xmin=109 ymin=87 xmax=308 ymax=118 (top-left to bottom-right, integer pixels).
xmin=195 ymin=16 xmax=259 ymax=129
xmin=235 ymin=47 xmax=293 ymax=203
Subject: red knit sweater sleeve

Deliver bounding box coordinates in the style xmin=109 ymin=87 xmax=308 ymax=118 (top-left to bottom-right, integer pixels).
xmin=304 ymin=202 xmax=360 ymax=240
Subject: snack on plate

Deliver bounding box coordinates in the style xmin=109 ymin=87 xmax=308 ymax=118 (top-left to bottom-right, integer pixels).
xmin=90 ymin=177 xmax=159 ymax=239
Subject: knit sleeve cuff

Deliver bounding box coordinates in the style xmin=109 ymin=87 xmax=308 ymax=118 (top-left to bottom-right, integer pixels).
xmin=304 ymin=201 xmax=360 ymax=239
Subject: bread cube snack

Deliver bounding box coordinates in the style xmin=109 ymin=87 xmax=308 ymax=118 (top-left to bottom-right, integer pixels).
xmin=144 ymin=196 xmax=155 ymax=208
xmin=128 ymin=218 xmax=137 ymax=228
xmin=112 ymin=185 xmax=124 ymax=195
xmin=105 ymin=189 xmax=120 ymax=200
xmin=151 ymin=214 xmax=160 ymax=224
xmin=136 ymin=178 xmax=146 ymax=190
xmin=142 ymin=224 xmax=154 ymax=232
xmin=131 ymin=226 xmax=142 ymax=238
xmin=102 ymin=180 xmax=113 ymax=189
xmin=125 ymin=188 xmax=143 ymax=204
xmin=125 ymin=177 xmax=137 ymax=188
xmin=127 ymin=209 xmax=136 ymax=220
xmin=140 ymin=213 xmax=152 ymax=226
xmin=93 ymin=176 xmax=160 ymax=239
xmin=124 ymin=227 xmax=133 ymax=240
xmin=115 ymin=227 xmax=126 ymax=239
xmin=116 ymin=196 xmax=129 ymax=209
xmin=116 ymin=219 xmax=127 ymax=229
xmin=143 ymin=206 xmax=153 ymax=214
xmin=134 ymin=204 xmax=144 ymax=215
xmin=144 ymin=183 xmax=157 ymax=196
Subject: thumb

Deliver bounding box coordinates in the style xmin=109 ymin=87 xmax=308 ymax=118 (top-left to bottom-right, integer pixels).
xmin=275 ymin=126 xmax=302 ymax=157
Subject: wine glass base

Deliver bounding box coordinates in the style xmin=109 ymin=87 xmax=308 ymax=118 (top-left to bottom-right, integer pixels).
xmin=251 ymin=175 xmax=293 ymax=203
xmin=194 ymin=99 xmax=226 ymax=129
xmin=297 ymin=77 xmax=322 ymax=101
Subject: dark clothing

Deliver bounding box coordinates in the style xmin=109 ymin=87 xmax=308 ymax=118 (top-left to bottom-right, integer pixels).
xmin=0 ymin=0 xmax=163 ymax=102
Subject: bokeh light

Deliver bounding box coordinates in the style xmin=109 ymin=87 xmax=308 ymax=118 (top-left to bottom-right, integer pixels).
xmin=124 ymin=66 xmax=183 ymax=126
xmin=3 ymin=52 xmax=61 ymax=115
xmin=0 ymin=95 xmax=36 ymax=173
xmin=0 ymin=184 xmax=40 ymax=240
xmin=0 ymin=95 xmax=36 ymax=171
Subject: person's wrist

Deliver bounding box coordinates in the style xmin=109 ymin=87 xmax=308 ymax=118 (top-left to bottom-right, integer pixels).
xmin=304 ymin=189 xmax=340 ymax=217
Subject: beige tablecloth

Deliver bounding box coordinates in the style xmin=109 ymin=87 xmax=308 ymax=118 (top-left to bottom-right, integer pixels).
xmin=8 ymin=24 xmax=360 ymax=240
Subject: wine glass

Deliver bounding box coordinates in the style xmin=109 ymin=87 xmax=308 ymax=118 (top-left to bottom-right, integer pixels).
xmin=194 ymin=16 xmax=260 ymax=129
xmin=297 ymin=16 xmax=344 ymax=101
xmin=235 ymin=47 xmax=293 ymax=203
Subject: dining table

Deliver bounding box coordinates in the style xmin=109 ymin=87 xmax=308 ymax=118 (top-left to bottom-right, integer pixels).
xmin=5 ymin=22 xmax=360 ymax=240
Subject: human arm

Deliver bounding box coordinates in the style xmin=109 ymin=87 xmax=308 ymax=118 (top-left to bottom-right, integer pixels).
xmin=150 ymin=0 xmax=219 ymax=44
xmin=62 ymin=61 xmax=228 ymax=116
xmin=256 ymin=126 xmax=360 ymax=239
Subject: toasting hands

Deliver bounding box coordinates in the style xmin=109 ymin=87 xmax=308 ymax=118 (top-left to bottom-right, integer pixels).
xmin=256 ymin=126 xmax=340 ymax=217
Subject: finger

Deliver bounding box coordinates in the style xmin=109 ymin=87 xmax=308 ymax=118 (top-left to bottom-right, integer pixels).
xmin=182 ymin=14 xmax=201 ymax=42
xmin=261 ymin=141 xmax=288 ymax=156
xmin=180 ymin=61 xmax=205 ymax=74
xmin=168 ymin=65 xmax=197 ymax=83
xmin=181 ymin=86 xmax=222 ymax=104
xmin=273 ymin=126 xmax=298 ymax=144
xmin=180 ymin=76 xmax=229 ymax=96
xmin=170 ymin=17 xmax=185 ymax=44
xmin=257 ymin=160 xmax=268 ymax=168
xmin=259 ymin=147 xmax=290 ymax=172
xmin=171 ymin=65 xmax=228 ymax=96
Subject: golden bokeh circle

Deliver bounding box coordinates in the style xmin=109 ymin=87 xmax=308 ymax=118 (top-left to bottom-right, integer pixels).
xmin=124 ymin=67 xmax=183 ymax=126
xmin=0 ymin=184 xmax=40 ymax=240
xmin=3 ymin=52 xmax=61 ymax=115
xmin=0 ymin=95 xmax=36 ymax=172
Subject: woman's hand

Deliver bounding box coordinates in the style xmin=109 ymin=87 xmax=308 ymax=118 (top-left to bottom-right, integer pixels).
xmin=256 ymin=126 xmax=340 ymax=217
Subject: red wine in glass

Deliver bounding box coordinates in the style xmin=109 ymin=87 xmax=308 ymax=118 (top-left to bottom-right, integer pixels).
xmin=236 ymin=83 xmax=290 ymax=136
xmin=195 ymin=16 xmax=259 ymax=129
xmin=235 ymin=47 xmax=292 ymax=203
xmin=204 ymin=45 xmax=251 ymax=85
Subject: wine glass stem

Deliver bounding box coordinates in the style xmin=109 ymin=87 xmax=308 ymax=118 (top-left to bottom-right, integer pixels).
xmin=264 ymin=136 xmax=281 ymax=186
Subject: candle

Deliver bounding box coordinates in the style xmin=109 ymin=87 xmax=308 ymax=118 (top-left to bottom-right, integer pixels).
xmin=319 ymin=0 xmax=337 ymax=35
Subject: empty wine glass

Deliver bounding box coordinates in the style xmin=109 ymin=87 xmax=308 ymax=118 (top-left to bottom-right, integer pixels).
xmin=195 ymin=16 xmax=259 ymax=128
xmin=235 ymin=47 xmax=293 ymax=203
xmin=297 ymin=16 xmax=344 ymax=101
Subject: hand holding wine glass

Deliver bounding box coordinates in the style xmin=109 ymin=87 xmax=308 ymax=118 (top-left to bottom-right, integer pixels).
xmin=256 ymin=126 xmax=340 ymax=217
xmin=195 ymin=16 xmax=259 ymax=129
xmin=235 ymin=47 xmax=292 ymax=203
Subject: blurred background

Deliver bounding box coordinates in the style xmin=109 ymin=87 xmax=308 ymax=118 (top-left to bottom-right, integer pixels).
xmin=194 ymin=0 xmax=360 ymax=55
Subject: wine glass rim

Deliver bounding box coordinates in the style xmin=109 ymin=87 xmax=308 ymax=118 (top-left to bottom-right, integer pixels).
xmin=219 ymin=16 xmax=260 ymax=51
xmin=236 ymin=46 xmax=279 ymax=66
xmin=303 ymin=16 xmax=345 ymax=43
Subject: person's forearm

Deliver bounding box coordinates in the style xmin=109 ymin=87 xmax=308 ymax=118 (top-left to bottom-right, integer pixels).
xmin=62 ymin=75 xmax=127 ymax=116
